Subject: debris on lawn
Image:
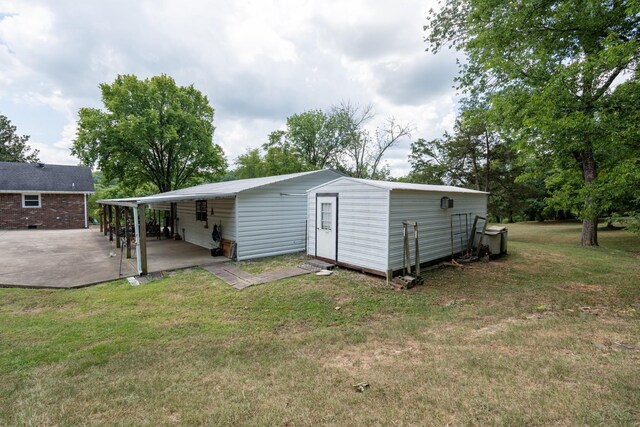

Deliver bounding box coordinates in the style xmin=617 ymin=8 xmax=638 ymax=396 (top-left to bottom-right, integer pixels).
xmin=353 ymin=382 xmax=369 ymax=392
xmin=316 ymin=269 xmax=333 ymax=276
xmin=565 ymin=304 xmax=637 ymax=317
xmin=334 ymin=306 xmax=341 ymax=310
xmin=444 ymin=298 xmax=467 ymax=307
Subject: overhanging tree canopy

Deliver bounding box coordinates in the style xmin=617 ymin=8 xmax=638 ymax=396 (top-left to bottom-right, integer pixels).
xmin=72 ymin=74 xmax=226 ymax=193
xmin=425 ymin=0 xmax=640 ymax=245
xmin=0 ymin=114 xmax=40 ymax=163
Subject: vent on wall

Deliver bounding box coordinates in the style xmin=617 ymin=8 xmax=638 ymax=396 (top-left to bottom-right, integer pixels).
xmin=440 ymin=197 xmax=454 ymax=209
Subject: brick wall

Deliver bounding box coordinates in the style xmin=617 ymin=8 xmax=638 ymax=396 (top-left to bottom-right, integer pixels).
xmin=0 ymin=193 xmax=87 ymax=229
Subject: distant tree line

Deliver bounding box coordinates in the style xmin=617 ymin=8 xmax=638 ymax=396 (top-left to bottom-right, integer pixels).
xmin=233 ymin=102 xmax=411 ymax=180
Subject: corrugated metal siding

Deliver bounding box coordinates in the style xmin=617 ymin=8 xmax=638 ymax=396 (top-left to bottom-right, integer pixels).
xmin=174 ymin=197 xmax=236 ymax=249
xmin=150 ymin=202 xmax=171 ymax=211
xmin=236 ymin=170 xmax=341 ymax=260
xmin=388 ymin=190 xmax=487 ymax=271
xmin=307 ymin=179 xmax=389 ymax=272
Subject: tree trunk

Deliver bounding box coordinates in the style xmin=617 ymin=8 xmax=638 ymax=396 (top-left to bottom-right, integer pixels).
xmin=580 ymin=149 xmax=598 ymax=246
xmin=581 ymin=218 xmax=598 ymax=246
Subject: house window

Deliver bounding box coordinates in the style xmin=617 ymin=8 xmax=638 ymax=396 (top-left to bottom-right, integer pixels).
xmin=196 ymin=200 xmax=207 ymax=221
xmin=320 ymin=203 xmax=332 ymax=230
xmin=22 ymin=194 xmax=41 ymax=208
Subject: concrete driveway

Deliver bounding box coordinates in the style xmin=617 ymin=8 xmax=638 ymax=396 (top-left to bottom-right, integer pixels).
xmin=0 ymin=228 xmax=222 ymax=288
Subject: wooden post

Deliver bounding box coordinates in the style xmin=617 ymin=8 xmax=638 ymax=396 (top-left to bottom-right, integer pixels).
xmin=99 ymin=211 xmax=103 ymax=233
xmin=103 ymin=205 xmax=108 ymax=236
xmin=108 ymin=205 xmax=113 ymax=241
xmin=125 ymin=207 xmax=131 ymax=259
xmin=115 ymin=206 xmax=121 ymax=249
xmin=170 ymin=202 xmax=176 ymax=237
xmin=139 ymin=205 xmax=148 ymax=274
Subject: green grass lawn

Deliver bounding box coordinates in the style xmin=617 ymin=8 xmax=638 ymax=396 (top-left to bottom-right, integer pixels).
xmin=1 ymin=222 xmax=638 ymax=426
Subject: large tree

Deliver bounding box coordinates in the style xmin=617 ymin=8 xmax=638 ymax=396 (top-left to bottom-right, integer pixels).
xmin=72 ymin=74 xmax=226 ymax=193
xmin=266 ymin=102 xmax=411 ymax=179
xmin=426 ymin=0 xmax=640 ymax=245
xmin=0 ymin=114 xmax=40 ymax=163
xmin=334 ymin=102 xmax=412 ymax=179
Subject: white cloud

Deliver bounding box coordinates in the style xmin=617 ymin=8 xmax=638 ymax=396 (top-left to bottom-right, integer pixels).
xmin=0 ymin=0 xmax=458 ymax=178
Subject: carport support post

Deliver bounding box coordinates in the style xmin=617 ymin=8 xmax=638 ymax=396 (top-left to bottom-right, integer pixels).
xmin=125 ymin=207 xmax=131 ymax=259
xmin=115 ymin=207 xmax=121 ymax=249
xmin=138 ymin=205 xmax=148 ymax=275
xmin=108 ymin=205 xmax=113 ymax=242
xmin=103 ymin=205 xmax=108 ymax=236
xmin=99 ymin=211 xmax=103 ymax=233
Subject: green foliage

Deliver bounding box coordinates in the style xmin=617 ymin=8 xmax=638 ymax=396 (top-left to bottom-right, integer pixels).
xmin=426 ymin=0 xmax=640 ymax=242
xmin=87 ymin=171 xmax=156 ymax=219
xmin=72 ymin=74 xmax=227 ymax=193
xmin=284 ymin=109 xmax=348 ymax=169
xmin=0 ymin=114 xmax=39 ymax=163
xmin=234 ymin=141 xmax=311 ymax=179
xmin=259 ymin=102 xmax=411 ymax=179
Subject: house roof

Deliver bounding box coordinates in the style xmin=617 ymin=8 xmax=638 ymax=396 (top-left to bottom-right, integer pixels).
xmin=308 ymin=177 xmax=489 ymax=195
xmin=99 ymin=169 xmax=340 ymax=206
xmin=0 ymin=161 xmax=94 ymax=193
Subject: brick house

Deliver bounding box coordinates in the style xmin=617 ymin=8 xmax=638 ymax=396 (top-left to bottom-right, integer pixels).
xmin=0 ymin=161 xmax=94 ymax=229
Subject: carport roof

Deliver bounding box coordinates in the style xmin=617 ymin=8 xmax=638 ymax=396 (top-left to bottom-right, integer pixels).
xmin=99 ymin=169 xmax=336 ymax=206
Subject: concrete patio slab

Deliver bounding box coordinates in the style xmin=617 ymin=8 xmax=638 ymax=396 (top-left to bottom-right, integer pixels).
xmin=0 ymin=228 xmax=226 ymax=289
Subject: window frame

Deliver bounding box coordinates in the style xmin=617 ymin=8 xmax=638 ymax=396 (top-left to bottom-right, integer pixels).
xmin=195 ymin=200 xmax=208 ymax=222
xmin=22 ymin=194 xmax=41 ymax=208
xmin=320 ymin=202 xmax=332 ymax=230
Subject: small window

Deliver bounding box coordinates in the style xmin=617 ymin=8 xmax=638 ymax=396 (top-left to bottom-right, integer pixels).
xmin=321 ymin=203 xmax=332 ymax=230
xmin=23 ymin=194 xmax=41 ymax=208
xmin=195 ymin=200 xmax=207 ymax=221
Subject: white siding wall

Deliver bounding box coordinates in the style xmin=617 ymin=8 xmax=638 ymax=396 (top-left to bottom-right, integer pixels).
xmin=173 ymin=198 xmax=236 ymax=249
xmin=388 ymin=190 xmax=487 ymax=272
xmin=236 ymin=170 xmax=341 ymax=260
xmin=307 ymin=180 xmax=389 ymax=273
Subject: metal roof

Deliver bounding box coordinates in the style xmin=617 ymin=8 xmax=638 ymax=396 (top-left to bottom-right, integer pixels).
xmin=0 ymin=161 xmax=94 ymax=193
xmin=308 ymin=177 xmax=489 ymax=194
xmin=99 ymin=169 xmax=337 ymax=206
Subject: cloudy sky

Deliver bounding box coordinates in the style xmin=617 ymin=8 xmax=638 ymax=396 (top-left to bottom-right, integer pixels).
xmin=0 ymin=0 xmax=460 ymax=177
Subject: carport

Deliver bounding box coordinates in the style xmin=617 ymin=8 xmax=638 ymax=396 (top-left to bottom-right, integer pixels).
xmin=99 ymin=193 xmax=234 ymax=276
xmin=0 ymin=228 xmax=221 ymax=288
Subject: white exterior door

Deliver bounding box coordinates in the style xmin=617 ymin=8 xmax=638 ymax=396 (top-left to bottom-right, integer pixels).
xmin=316 ymin=196 xmax=337 ymax=261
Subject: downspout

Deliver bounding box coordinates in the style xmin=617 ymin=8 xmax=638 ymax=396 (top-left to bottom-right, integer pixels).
xmin=133 ymin=206 xmax=142 ymax=275
xmin=83 ymin=193 xmax=88 ymax=228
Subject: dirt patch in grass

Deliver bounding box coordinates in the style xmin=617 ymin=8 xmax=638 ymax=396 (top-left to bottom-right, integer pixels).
xmin=318 ymin=338 xmax=422 ymax=370
xmin=563 ymin=282 xmax=607 ymax=292
xmin=273 ymin=321 xmax=313 ymax=336
xmin=16 ymin=302 xmax=45 ymax=314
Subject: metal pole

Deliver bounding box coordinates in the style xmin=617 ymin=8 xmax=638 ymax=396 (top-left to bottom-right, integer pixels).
xmin=83 ymin=193 xmax=88 ymax=228
xmin=139 ymin=205 xmax=147 ymax=275
xmin=414 ymin=223 xmax=420 ymax=277
xmin=125 ymin=207 xmax=131 ymax=259
xmin=133 ymin=206 xmax=142 ymax=275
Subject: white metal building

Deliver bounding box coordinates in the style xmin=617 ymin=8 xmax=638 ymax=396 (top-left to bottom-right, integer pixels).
xmin=307 ymin=177 xmax=488 ymax=278
xmin=101 ymin=169 xmax=342 ymax=271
